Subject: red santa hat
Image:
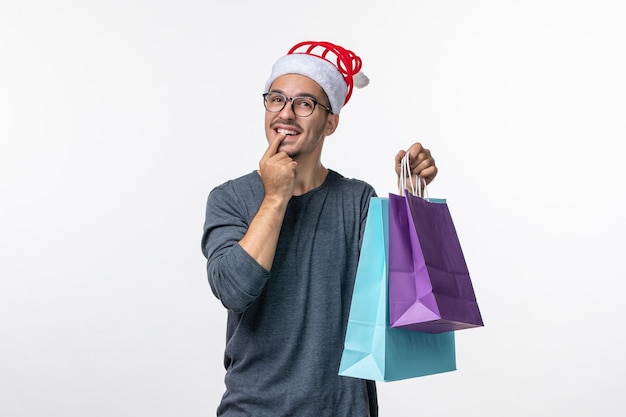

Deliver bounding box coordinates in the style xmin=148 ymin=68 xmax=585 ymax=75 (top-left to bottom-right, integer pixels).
xmin=264 ymin=41 xmax=369 ymax=114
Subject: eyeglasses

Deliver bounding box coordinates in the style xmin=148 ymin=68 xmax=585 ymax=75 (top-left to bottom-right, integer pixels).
xmin=262 ymin=92 xmax=332 ymax=117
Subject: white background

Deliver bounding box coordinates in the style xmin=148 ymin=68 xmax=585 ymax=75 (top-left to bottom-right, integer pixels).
xmin=1 ymin=1 xmax=624 ymax=416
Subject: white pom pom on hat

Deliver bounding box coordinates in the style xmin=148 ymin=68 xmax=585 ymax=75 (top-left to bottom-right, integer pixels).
xmin=352 ymin=71 xmax=370 ymax=89
xmin=264 ymin=41 xmax=369 ymax=114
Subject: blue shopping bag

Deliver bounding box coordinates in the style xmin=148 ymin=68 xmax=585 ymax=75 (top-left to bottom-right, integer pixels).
xmin=338 ymin=197 xmax=457 ymax=382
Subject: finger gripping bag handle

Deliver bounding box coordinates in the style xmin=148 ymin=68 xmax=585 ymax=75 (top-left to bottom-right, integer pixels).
xmin=398 ymin=152 xmax=429 ymax=199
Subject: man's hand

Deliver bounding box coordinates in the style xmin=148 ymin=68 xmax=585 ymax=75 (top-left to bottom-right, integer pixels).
xmin=241 ymin=134 xmax=297 ymax=271
xmin=258 ymin=133 xmax=297 ymax=202
xmin=395 ymin=142 xmax=438 ymax=187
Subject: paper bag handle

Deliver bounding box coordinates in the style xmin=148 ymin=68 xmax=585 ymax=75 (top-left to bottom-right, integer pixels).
xmin=399 ymin=152 xmax=429 ymax=199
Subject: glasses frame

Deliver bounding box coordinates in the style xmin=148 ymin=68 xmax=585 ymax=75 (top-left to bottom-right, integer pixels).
xmin=262 ymin=92 xmax=332 ymax=117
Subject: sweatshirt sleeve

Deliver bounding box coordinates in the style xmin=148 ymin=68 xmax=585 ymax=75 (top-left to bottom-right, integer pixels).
xmin=201 ymin=184 xmax=269 ymax=313
xmin=358 ymin=185 xmax=377 ymax=250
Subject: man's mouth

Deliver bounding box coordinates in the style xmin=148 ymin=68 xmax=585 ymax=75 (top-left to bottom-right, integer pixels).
xmin=276 ymin=128 xmax=299 ymax=136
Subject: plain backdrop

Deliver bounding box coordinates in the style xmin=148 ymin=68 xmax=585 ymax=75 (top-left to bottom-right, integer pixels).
xmin=1 ymin=1 xmax=625 ymax=416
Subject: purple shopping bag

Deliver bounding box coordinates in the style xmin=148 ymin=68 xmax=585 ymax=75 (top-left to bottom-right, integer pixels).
xmin=388 ymin=190 xmax=483 ymax=333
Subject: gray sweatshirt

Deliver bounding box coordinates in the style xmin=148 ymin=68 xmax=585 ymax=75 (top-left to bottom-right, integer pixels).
xmin=202 ymin=169 xmax=378 ymax=416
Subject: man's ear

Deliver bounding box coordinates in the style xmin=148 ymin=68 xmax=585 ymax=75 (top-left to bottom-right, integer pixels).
xmin=325 ymin=114 xmax=340 ymax=136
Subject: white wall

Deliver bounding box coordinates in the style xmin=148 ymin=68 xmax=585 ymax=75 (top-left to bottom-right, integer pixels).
xmin=1 ymin=1 xmax=624 ymax=416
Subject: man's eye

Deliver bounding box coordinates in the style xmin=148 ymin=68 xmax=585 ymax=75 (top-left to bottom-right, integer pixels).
xmin=295 ymin=99 xmax=313 ymax=108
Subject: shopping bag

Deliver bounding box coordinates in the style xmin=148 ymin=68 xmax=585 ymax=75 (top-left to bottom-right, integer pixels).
xmin=388 ymin=188 xmax=483 ymax=333
xmin=338 ymin=197 xmax=456 ymax=382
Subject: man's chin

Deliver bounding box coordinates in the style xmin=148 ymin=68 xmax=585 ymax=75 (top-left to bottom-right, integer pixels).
xmin=278 ymin=142 xmax=297 ymax=157
xmin=284 ymin=150 xmax=299 ymax=159
xmin=284 ymin=149 xmax=298 ymax=159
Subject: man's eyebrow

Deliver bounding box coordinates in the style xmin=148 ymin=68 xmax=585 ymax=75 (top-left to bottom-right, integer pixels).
xmin=269 ymin=89 xmax=320 ymax=100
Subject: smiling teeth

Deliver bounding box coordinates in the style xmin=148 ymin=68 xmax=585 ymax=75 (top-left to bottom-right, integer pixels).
xmin=277 ymin=128 xmax=297 ymax=136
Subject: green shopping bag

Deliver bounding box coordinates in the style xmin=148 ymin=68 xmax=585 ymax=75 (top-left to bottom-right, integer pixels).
xmin=338 ymin=197 xmax=456 ymax=382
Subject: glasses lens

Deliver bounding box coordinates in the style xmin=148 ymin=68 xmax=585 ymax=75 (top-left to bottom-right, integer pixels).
xmin=264 ymin=93 xmax=286 ymax=112
xmin=292 ymin=97 xmax=316 ymax=117
xmin=263 ymin=93 xmax=320 ymax=116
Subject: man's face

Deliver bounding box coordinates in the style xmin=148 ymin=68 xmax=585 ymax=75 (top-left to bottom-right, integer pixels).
xmin=264 ymin=74 xmax=338 ymax=160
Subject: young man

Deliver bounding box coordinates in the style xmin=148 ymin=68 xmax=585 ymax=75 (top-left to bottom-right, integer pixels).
xmin=201 ymin=41 xmax=437 ymax=416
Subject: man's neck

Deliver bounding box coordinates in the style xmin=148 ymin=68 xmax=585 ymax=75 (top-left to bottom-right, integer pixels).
xmin=293 ymin=163 xmax=328 ymax=196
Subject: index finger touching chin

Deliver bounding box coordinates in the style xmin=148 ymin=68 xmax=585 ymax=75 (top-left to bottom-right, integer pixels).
xmin=265 ymin=133 xmax=287 ymax=156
